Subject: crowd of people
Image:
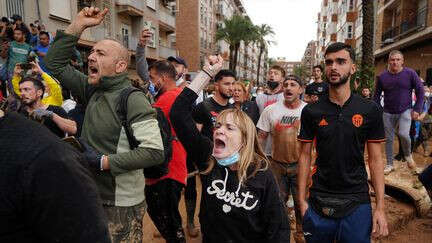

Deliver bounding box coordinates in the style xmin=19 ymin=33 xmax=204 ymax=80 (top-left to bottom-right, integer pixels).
xmin=0 ymin=6 xmax=431 ymax=243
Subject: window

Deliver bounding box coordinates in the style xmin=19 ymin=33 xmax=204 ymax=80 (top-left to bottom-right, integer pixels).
xmin=347 ymin=24 xmax=353 ymax=39
xmin=349 ymin=0 xmax=355 ymax=10
xmin=5 ymin=0 xmax=24 ymax=17
xmin=49 ymin=0 xmax=71 ymax=21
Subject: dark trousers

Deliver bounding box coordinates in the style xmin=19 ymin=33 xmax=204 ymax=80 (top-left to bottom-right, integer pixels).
xmin=419 ymin=164 xmax=432 ymax=199
xmin=270 ymin=160 xmax=303 ymax=242
xmin=184 ymin=157 xmax=197 ymax=226
xmin=303 ymin=203 xmax=372 ymax=243
xmin=145 ymin=179 xmax=186 ymax=243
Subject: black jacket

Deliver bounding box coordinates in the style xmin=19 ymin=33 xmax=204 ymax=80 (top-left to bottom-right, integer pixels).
xmin=0 ymin=112 xmax=110 ymax=243
xmin=170 ymin=88 xmax=290 ymax=243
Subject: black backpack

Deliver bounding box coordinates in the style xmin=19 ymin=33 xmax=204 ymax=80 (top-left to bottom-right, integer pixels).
xmin=116 ymin=87 xmax=173 ymax=179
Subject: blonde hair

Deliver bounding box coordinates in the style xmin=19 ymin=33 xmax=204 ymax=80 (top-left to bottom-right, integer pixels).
xmin=234 ymin=81 xmax=250 ymax=100
xmin=202 ymin=109 xmax=269 ymax=184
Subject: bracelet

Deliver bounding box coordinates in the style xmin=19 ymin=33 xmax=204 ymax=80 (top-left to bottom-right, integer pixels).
xmin=100 ymin=155 xmax=105 ymax=171
xmin=202 ymin=69 xmax=213 ymax=79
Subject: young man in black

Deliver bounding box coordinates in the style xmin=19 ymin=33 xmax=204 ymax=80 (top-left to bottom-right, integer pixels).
xmin=297 ymin=42 xmax=388 ymax=242
xmin=184 ymin=69 xmax=235 ymax=236
xmin=18 ymin=77 xmax=76 ymax=137
xmin=304 ymin=65 xmax=328 ymax=103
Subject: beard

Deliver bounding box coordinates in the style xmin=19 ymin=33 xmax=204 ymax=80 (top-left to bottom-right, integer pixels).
xmin=220 ymin=91 xmax=232 ymax=100
xmin=328 ymin=73 xmax=350 ymax=88
xmin=21 ymin=97 xmax=37 ymax=107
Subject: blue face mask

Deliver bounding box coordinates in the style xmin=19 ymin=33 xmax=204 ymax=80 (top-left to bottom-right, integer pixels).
xmin=215 ymin=152 xmax=240 ymax=167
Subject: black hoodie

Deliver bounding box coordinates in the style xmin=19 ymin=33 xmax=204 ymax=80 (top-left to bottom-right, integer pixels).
xmin=170 ymin=88 xmax=290 ymax=243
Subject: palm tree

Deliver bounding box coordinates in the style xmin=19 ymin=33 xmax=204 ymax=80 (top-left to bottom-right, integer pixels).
xmin=360 ymin=0 xmax=375 ymax=89
xmin=216 ymin=15 xmax=258 ymax=72
xmin=255 ymin=24 xmax=275 ymax=84
xmin=293 ymin=64 xmax=310 ymax=82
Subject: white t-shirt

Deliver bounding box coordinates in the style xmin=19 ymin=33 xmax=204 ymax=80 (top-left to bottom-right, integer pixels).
xmin=257 ymin=99 xmax=307 ymax=161
xmin=255 ymin=92 xmax=284 ymax=114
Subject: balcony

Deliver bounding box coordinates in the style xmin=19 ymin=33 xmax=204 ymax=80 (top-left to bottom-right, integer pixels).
xmin=381 ymin=7 xmax=428 ymax=45
xmin=159 ymin=45 xmax=177 ymax=59
xmin=116 ymin=0 xmax=144 ymax=17
xmin=159 ymin=7 xmax=176 ymax=34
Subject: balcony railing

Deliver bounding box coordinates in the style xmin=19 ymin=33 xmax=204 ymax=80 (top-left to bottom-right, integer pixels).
xmin=381 ymin=7 xmax=428 ymax=44
xmin=159 ymin=7 xmax=176 ymax=29
xmin=159 ymin=45 xmax=177 ymax=59
xmin=116 ymin=0 xmax=144 ymax=11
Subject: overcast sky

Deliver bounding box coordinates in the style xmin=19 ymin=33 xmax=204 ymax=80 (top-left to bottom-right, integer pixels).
xmin=243 ymin=0 xmax=322 ymax=61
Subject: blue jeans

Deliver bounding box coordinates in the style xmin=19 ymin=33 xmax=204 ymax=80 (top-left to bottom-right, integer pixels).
xmin=383 ymin=109 xmax=412 ymax=166
xmin=302 ymin=203 xmax=372 ymax=243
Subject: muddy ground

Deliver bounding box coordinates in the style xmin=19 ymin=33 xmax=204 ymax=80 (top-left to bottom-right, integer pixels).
xmin=142 ymin=143 xmax=432 ymax=243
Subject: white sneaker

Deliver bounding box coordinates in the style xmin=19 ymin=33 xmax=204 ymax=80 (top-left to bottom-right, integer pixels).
xmin=384 ymin=165 xmax=394 ymax=175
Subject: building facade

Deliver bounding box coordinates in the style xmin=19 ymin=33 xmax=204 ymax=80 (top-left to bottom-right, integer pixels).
xmin=315 ymin=0 xmax=363 ymax=64
xmin=374 ymin=0 xmax=432 ymax=83
xmin=176 ymin=0 xmax=268 ymax=84
xmin=301 ymin=40 xmax=318 ymax=73
xmin=0 ymin=0 xmax=178 ymax=78
xmin=275 ymin=57 xmax=301 ymax=76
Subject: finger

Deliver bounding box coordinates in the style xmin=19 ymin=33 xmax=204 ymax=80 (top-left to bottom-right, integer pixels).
xmin=83 ymin=7 xmax=90 ymax=16
xmin=88 ymin=7 xmax=95 ymax=16
xmin=99 ymin=8 xmax=109 ymax=19
xmin=372 ymin=217 xmax=377 ymax=235
xmin=94 ymin=7 xmax=100 ymax=14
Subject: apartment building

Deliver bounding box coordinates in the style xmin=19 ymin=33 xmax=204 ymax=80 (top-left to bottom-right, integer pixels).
xmin=275 ymin=57 xmax=301 ymax=76
xmin=316 ymin=0 xmax=364 ymax=63
xmin=301 ymin=40 xmax=318 ymax=73
xmin=374 ymin=0 xmax=432 ymax=84
xmin=0 ymin=0 xmax=178 ymax=78
xmin=176 ymin=0 xmax=268 ymax=84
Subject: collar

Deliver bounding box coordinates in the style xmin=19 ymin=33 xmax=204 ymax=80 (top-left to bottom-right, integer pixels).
xmin=95 ymin=72 xmax=130 ymax=91
xmin=325 ymin=92 xmax=354 ymax=108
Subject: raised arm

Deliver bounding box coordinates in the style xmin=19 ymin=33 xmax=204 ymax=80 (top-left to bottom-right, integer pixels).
xmin=45 ymin=7 xmax=108 ymax=104
xmin=136 ymin=29 xmax=152 ymax=82
xmin=169 ymin=55 xmax=223 ymax=166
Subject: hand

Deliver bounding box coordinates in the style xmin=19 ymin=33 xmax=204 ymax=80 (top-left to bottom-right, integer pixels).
xmin=30 ymin=61 xmax=43 ymax=75
xmin=78 ymin=137 xmax=103 ymax=170
xmin=299 ymin=200 xmax=309 ymax=218
xmin=138 ymin=28 xmax=152 ymax=47
xmin=411 ymin=111 xmax=419 ymax=120
xmin=372 ymin=209 xmax=388 ymax=238
xmin=13 ymin=64 xmax=23 ymax=76
xmin=72 ymin=7 xmax=109 ymax=32
xmin=31 ymin=108 xmax=54 ymax=120
xmin=202 ymin=55 xmax=224 ymax=78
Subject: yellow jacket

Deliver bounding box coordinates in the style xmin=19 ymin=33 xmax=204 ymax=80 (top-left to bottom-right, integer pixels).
xmin=13 ymin=72 xmax=63 ymax=106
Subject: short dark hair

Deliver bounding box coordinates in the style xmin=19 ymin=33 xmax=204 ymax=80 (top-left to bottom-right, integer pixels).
xmin=312 ymin=65 xmax=323 ymax=72
xmin=214 ymin=69 xmax=236 ymax=82
xmin=149 ymin=60 xmax=176 ymax=80
xmin=14 ymin=27 xmax=24 ymax=33
xmin=324 ymin=42 xmax=356 ymax=62
xmin=269 ymin=65 xmax=286 ymax=77
xmin=19 ymin=77 xmax=45 ymax=97
xmin=284 ymin=75 xmax=304 ymax=87
xmin=39 ymin=31 xmax=49 ymax=38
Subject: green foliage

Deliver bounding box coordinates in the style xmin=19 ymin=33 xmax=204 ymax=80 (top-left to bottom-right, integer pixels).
xmin=293 ymin=65 xmax=310 ymax=82
xmin=351 ymin=65 xmax=376 ymax=94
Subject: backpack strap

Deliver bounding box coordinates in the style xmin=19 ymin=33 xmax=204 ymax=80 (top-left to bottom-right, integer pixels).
xmin=117 ymin=87 xmax=142 ymax=150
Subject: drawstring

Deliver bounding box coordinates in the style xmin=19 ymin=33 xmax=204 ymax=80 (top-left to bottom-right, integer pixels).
xmin=224 ymin=168 xmax=242 ymax=196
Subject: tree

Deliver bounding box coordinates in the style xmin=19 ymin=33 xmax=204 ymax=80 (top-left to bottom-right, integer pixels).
xmin=293 ymin=64 xmax=310 ymax=82
xmin=255 ymin=24 xmax=275 ymax=84
xmin=216 ymin=15 xmax=258 ymax=72
xmin=359 ymin=0 xmax=375 ymax=89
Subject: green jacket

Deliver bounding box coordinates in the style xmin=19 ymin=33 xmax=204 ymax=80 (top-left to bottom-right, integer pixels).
xmin=45 ymin=31 xmax=164 ymax=207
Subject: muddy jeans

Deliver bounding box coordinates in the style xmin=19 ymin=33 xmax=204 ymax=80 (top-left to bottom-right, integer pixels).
xmin=270 ymin=159 xmax=304 ymax=242
xmin=383 ymin=109 xmax=412 ymax=166
xmin=145 ymin=179 xmax=186 ymax=243
xmin=104 ymin=201 xmax=146 ymax=243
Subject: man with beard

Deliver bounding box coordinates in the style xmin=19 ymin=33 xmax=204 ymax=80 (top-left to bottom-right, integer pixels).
xmin=257 ymin=75 xmax=307 ymax=243
xmin=298 ymin=42 xmax=388 ymax=242
xmin=45 ymin=7 xmax=164 ymax=242
xmin=187 ymin=69 xmax=234 ymax=236
xmin=18 ymin=76 xmax=76 ymax=137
